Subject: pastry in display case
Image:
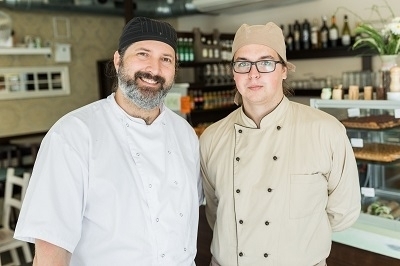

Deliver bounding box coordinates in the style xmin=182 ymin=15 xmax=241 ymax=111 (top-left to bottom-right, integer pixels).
xmin=310 ymin=99 xmax=400 ymax=260
xmin=364 ymin=197 xmax=400 ymax=220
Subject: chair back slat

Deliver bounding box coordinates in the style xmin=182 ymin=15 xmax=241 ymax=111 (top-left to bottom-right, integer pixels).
xmin=2 ymin=168 xmax=31 ymax=230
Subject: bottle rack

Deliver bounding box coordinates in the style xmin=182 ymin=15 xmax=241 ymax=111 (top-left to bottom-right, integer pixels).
xmin=192 ymin=28 xmax=221 ymax=62
xmin=177 ymin=28 xmax=234 ymax=64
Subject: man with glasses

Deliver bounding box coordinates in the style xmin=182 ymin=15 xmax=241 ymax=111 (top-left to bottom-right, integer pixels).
xmin=199 ymin=22 xmax=361 ymax=266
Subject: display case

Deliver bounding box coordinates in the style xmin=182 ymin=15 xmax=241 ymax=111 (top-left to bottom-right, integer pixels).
xmin=310 ymin=99 xmax=400 ymax=261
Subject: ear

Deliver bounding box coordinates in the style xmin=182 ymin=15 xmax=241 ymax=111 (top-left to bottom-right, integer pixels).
xmin=282 ymin=65 xmax=288 ymax=80
xmin=114 ymin=51 xmax=121 ymax=72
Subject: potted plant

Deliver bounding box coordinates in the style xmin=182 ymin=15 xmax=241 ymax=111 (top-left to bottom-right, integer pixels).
xmin=352 ymin=17 xmax=400 ymax=70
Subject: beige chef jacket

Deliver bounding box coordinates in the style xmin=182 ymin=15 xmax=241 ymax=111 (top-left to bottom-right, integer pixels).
xmin=199 ymin=97 xmax=361 ymax=266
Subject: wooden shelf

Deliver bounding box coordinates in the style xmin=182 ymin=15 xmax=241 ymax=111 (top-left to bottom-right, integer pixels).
xmin=287 ymin=46 xmax=376 ymax=60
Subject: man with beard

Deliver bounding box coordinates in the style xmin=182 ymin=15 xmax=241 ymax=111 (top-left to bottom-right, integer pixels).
xmin=14 ymin=17 xmax=203 ymax=265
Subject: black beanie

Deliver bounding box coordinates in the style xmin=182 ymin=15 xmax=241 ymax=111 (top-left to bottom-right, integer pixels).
xmin=118 ymin=17 xmax=177 ymax=52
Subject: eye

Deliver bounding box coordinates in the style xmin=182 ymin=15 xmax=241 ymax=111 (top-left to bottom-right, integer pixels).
xmin=237 ymin=61 xmax=250 ymax=67
xmin=161 ymin=57 xmax=173 ymax=64
xmin=260 ymin=60 xmax=273 ymax=66
xmin=137 ymin=52 xmax=149 ymax=58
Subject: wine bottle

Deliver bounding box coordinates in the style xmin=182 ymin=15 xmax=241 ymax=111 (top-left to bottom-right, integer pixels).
xmin=177 ymin=37 xmax=184 ymax=61
xmin=293 ymin=20 xmax=301 ymax=51
xmin=354 ymin=21 xmax=362 ymax=43
xmin=183 ymin=37 xmax=190 ymax=61
xmin=310 ymin=18 xmax=319 ymax=49
xmin=286 ymin=24 xmax=294 ymax=51
xmin=301 ymin=19 xmax=311 ymax=50
xmin=329 ymin=15 xmax=339 ymax=47
xmin=341 ymin=15 xmax=351 ymax=46
xmin=319 ymin=15 xmax=329 ymax=49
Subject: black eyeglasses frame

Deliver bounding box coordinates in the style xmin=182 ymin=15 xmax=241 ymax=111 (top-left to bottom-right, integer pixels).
xmin=231 ymin=60 xmax=284 ymax=74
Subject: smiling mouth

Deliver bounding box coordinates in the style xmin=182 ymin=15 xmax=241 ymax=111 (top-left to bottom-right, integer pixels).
xmin=135 ymin=71 xmax=165 ymax=87
xmin=141 ymin=77 xmax=158 ymax=85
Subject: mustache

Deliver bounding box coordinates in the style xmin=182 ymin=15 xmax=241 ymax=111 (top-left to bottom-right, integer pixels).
xmin=133 ymin=71 xmax=165 ymax=85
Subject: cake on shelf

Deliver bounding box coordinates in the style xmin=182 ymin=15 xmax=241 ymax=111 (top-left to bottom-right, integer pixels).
xmin=341 ymin=114 xmax=400 ymax=129
xmin=353 ymin=143 xmax=400 ymax=163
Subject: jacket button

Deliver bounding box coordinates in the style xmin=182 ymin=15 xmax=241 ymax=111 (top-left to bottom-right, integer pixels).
xmin=264 ymin=253 xmax=269 ymax=258
xmin=236 ymin=157 xmax=240 ymax=161
xmin=265 ymin=221 xmax=269 ymax=226
xmin=267 ymin=188 xmax=272 ymax=192
xmin=236 ymin=189 xmax=240 ymax=193
xmin=273 ymin=156 xmax=278 ymax=160
xmin=238 ymin=129 xmax=243 ymax=133
xmin=239 ymin=220 xmax=243 ymax=224
xmin=277 ymin=126 xmax=281 ymax=130
xmin=239 ymin=252 xmax=243 ymax=257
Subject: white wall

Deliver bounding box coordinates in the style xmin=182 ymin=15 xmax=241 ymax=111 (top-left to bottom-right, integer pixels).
xmin=174 ymin=0 xmax=399 ymax=82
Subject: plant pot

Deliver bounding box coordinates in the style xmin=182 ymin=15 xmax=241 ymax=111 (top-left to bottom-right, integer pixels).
xmin=377 ymin=55 xmax=399 ymax=100
xmin=380 ymin=55 xmax=398 ymax=71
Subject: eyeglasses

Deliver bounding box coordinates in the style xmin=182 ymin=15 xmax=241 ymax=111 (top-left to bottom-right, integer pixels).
xmin=232 ymin=60 xmax=283 ymax=74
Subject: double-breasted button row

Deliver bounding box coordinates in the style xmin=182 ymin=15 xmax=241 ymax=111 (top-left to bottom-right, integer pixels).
xmin=237 ymin=219 xmax=269 ymax=226
xmin=235 ymin=188 xmax=272 ymax=193
xmin=237 ymin=252 xmax=269 ymax=258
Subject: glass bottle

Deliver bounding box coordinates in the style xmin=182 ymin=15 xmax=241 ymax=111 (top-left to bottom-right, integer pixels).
xmin=301 ymin=19 xmax=311 ymax=50
xmin=329 ymin=15 xmax=339 ymax=47
xmin=311 ymin=18 xmax=319 ymax=49
xmin=341 ymin=15 xmax=351 ymax=46
xmin=188 ymin=37 xmax=194 ymax=61
xmin=293 ymin=20 xmax=301 ymax=51
xmin=177 ymin=37 xmax=184 ymax=62
xmin=183 ymin=37 xmax=189 ymax=61
xmin=286 ymin=24 xmax=294 ymax=51
xmin=319 ymin=15 xmax=329 ymax=49
xmin=354 ymin=22 xmax=362 ymax=43
xmin=201 ymin=36 xmax=208 ymax=58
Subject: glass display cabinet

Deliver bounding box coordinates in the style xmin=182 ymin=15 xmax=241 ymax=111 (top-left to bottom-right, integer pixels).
xmin=310 ymin=99 xmax=400 ymax=261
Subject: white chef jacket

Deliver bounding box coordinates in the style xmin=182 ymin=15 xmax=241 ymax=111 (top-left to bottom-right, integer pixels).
xmin=200 ymin=97 xmax=361 ymax=266
xmin=15 ymin=93 xmax=203 ymax=266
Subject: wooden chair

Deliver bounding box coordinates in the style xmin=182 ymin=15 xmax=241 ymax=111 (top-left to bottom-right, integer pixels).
xmin=0 ymin=168 xmax=32 ymax=265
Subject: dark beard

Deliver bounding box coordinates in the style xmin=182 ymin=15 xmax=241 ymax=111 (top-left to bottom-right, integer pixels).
xmin=118 ymin=67 xmax=173 ymax=110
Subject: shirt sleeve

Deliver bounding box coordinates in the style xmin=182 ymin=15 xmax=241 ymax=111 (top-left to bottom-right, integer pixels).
xmin=194 ymin=136 xmax=205 ymax=206
xmin=326 ymin=125 xmax=361 ymax=231
xmin=199 ymin=133 xmax=218 ymax=230
xmin=14 ymin=130 xmax=88 ymax=253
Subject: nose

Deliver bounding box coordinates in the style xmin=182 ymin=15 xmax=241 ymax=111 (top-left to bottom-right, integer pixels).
xmin=248 ymin=64 xmax=260 ymax=79
xmin=144 ymin=57 xmax=161 ymax=75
